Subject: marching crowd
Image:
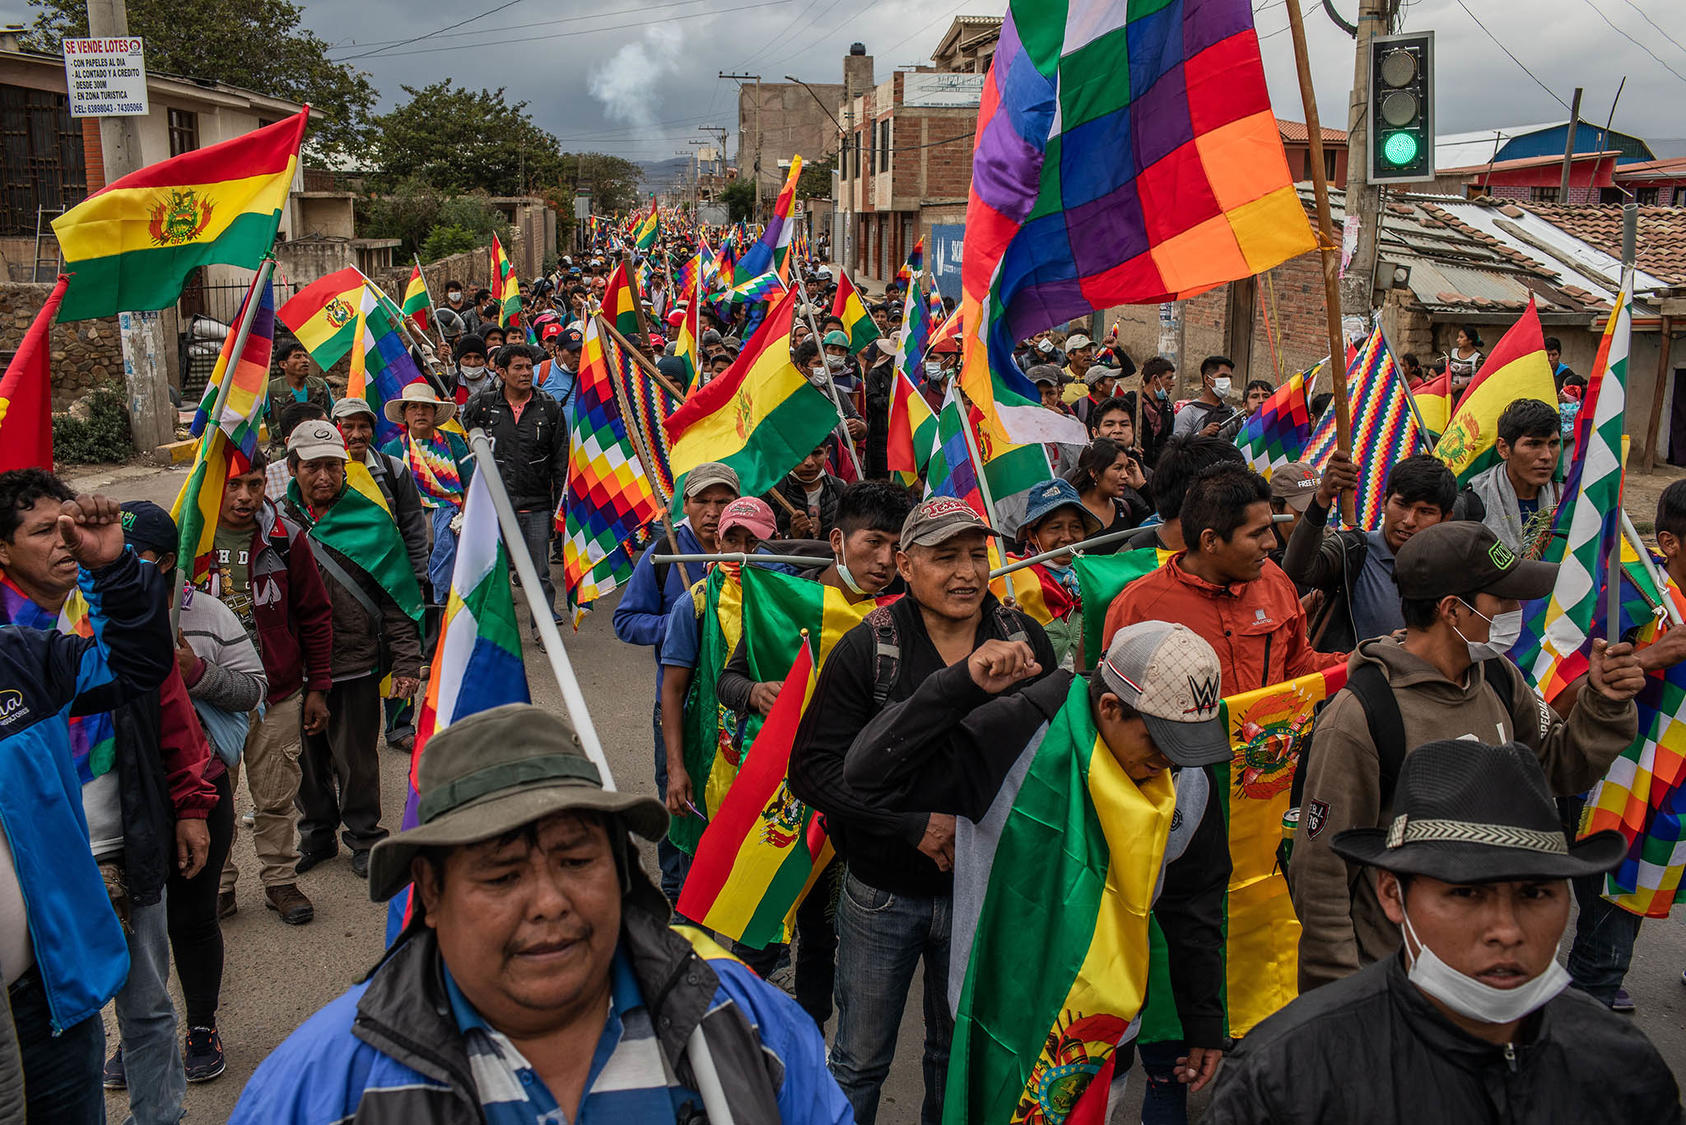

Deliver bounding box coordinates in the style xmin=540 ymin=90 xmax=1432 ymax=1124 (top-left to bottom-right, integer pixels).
xmin=1 ymin=238 xmax=1683 ymax=1125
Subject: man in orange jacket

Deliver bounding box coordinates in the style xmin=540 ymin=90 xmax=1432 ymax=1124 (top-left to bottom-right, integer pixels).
xmin=1104 ymin=463 xmax=1344 ymax=695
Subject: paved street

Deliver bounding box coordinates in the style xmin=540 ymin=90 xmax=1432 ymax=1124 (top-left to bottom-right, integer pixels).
xmin=77 ymin=460 xmax=1686 ymax=1123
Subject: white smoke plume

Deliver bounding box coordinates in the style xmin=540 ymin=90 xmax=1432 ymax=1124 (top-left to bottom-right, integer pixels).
xmin=587 ymin=24 xmax=682 ymax=137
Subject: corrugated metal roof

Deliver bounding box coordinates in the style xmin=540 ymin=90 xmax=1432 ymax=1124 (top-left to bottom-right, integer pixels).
xmin=1434 ymin=123 xmax=1565 ymax=170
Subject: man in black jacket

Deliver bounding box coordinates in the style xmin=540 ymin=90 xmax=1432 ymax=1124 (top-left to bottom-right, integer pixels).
xmin=461 ymin=343 xmax=569 ymax=629
xmin=789 ymin=497 xmax=1056 ymax=1125
xmin=1207 ymin=739 xmax=1681 ymax=1124
xmin=844 ymin=620 xmax=1233 ymax=1114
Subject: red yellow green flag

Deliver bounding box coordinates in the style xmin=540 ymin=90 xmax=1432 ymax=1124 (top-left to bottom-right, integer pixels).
xmin=277 ymin=267 xmax=369 ymax=369
xmin=400 ymin=264 xmax=430 ymax=333
xmin=830 ymin=272 xmax=881 ymax=354
xmin=1434 ymin=297 xmax=1559 ymax=484
xmin=491 ymin=234 xmax=520 ymax=327
xmin=601 ymin=261 xmax=642 ymax=341
xmin=0 ymin=275 xmax=66 ymax=471
xmin=52 ymin=109 xmax=308 ymax=322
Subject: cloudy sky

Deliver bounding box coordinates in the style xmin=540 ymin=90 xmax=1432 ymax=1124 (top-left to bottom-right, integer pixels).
xmin=211 ymin=0 xmax=1686 ymax=164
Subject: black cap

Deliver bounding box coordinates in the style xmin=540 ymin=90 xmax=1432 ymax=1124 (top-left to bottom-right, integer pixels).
xmin=119 ymin=500 xmax=177 ymax=556
xmin=1393 ymin=521 xmax=1556 ymax=602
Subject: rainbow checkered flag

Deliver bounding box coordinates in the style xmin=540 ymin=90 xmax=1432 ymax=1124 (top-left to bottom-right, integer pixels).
xmin=1301 ymin=326 xmax=1427 ymax=531
xmin=1234 ymin=361 xmax=1321 ymax=480
xmin=1512 ymin=287 xmax=1631 ymax=702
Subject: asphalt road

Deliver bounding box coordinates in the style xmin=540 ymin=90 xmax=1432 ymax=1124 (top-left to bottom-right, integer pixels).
xmin=75 ymin=460 xmax=1686 ymax=1123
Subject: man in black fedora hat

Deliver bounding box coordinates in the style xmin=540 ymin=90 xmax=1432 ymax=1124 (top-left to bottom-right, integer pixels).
xmin=1207 ymin=740 xmax=1682 ymax=1123
xmin=1290 ymin=519 xmax=1645 ymax=991
xmin=232 ymin=704 xmax=849 ymax=1125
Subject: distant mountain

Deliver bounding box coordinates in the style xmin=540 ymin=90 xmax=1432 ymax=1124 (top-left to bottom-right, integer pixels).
xmin=637 ymin=157 xmax=690 ymax=195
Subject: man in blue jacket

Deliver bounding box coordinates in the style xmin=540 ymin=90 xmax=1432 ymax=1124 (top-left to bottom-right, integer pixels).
xmin=231 ymin=704 xmax=851 ymax=1125
xmin=0 ymin=491 xmax=173 ymax=1124
xmin=611 ymin=461 xmax=739 ymax=899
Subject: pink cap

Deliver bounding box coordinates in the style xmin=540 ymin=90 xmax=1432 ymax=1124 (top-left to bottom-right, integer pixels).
xmin=718 ymin=497 xmax=778 ymax=541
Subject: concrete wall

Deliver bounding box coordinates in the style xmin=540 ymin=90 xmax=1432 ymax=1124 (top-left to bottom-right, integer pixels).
xmin=737 ymin=81 xmax=844 ymax=201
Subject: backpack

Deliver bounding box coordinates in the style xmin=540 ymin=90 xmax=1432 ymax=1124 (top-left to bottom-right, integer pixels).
xmin=1282 ymin=656 xmax=1515 ymax=870
xmin=866 ymin=602 xmax=1032 ymax=707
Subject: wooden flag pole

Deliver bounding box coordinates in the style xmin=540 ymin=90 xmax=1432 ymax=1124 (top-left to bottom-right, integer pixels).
xmin=595 ymin=314 xmax=684 ymax=563
xmin=1283 ymin=0 xmax=1357 ymax=526
xmin=414 ymin=252 xmax=446 ymax=347
xmin=595 ymin=312 xmax=687 ymax=400
xmin=1610 ymin=206 xmax=1637 ymax=643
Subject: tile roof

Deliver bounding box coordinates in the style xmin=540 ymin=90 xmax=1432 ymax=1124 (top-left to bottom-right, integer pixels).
xmin=1520 ymin=203 xmax=1686 ymax=287
xmin=1276 ymin=118 xmax=1348 ymax=144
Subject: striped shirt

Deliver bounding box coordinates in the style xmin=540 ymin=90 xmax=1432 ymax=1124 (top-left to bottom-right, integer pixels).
xmin=443 ymin=952 xmax=696 ymax=1124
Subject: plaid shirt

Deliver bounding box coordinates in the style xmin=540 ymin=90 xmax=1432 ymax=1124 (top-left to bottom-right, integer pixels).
xmin=444 ymin=952 xmax=694 ymax=1124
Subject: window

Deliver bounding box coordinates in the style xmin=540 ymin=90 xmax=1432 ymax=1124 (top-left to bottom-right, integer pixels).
xmin=1674 ymin=186 xmax=1686 ymax=207
xmin=0 ymin=84 xmax=87 ymax=239
xmin=1635 ymin=187 xmax=1659 ymax=205
xmin=1530 ymin=186 xmax=1560 ymax=203
xmin=167 ymin=108 xmax=198 ymax=156
xmin=865 ymin=127 xmax=873 ymax=177
xmin=878 ymin=119 xmax=890 ymax=171
xmin=1324 ymin=148 xmax=1339 ymax=182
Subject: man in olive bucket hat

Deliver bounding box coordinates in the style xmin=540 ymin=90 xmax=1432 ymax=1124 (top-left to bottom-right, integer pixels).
xmin=1206 ymin=739 xmax=1681 ymax=1123
xmin=232 ymin=703 xmax=851 ymax=1125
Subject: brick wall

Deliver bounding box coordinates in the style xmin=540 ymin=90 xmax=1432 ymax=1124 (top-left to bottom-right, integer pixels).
xmin=0 ymin=282 xmax=123 ymax=409
xmin=81 ymin=120 xmax=105 ymax=194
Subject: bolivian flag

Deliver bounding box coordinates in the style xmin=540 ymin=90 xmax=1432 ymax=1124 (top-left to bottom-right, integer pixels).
xmin=53 ymin=109 xmax=308 ymax=322
xmin=601 ymin=261 xmax=641 ymax=341
xmin=491 ymin=233 xmax=520 ymax=327
xmin=277 ymin=267 xmax=370 ymax=369
xmin=663 ymin=283 xmax=838 ymax=505
xmin=1434 ymin=297 xmax=1559 ymax=485
xmin=633 ymin=199 xmax=660 ymax=252
xmin=830 ymin=272 xmax=881 ymax=354
xmin=400 ymin=264 xmax=430 ymax=333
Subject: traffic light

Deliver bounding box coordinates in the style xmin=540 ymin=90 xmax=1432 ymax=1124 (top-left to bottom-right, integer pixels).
xmin=1368 ymin=31 xmax=1434 ymax=184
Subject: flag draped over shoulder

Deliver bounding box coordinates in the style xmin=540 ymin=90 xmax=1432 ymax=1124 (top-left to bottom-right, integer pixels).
xmin=673 ymin=569 xmax=748 ymax=854
xmin=1434 ymin=298 xmax=1558 ymax=485
xmin=948 ymin=674 xmax=1178 ymax=1125
xmin=561 ymin=316 xmax=663 ymax=624
xmin=678 ymin=567 xmax=877 ymax=947
xmin=1138 ymin=665 xmax=1348 ymax=1051
xmin=0 ymin=275 xmax=67 ymax=471
xmin=387 ymin=467 xmax=528 ymax=942
xmin=173 ymin=271 xmax=275 ymax=585
xmin=831 ymin=273 xmax=880 ymax=354
xmin=53 ymin=109 xmax=308 ymax=321
xmin=1511 ymin=290 xmax=1631 ymax=702
xmin=736 ymin=157 xmax=802 ymax=282
xmin=958 ymin=0 xmax=1312 ymax=448
xmin=1302 ymin=326 xmax=1426 ymax=531
xmin=664 ymin=284 xmax=839 ymax=505
xmin=287 ymin=462 xmax=424 ymax=622
xmin=1235 ymin=362 xmax=1319 ymax=479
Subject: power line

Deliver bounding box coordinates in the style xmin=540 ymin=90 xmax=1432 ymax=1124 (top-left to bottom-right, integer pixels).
xmin=879 ymin=0 xmax=974 ymax=61
xmin=329 ymin=0 xmax=711 ymax=55
xmin=1577 ymin=0 xmax=1686 ymax=85
xmin=1612 ymin=0 xmax=1686 ymax=61
xmin=1452 ymin=0 xmax=1573 ymax=111
xmin=336 ymin=0 xmax=527 ymax=61
xmin=349 ymin=0 xmax=791 ymax=61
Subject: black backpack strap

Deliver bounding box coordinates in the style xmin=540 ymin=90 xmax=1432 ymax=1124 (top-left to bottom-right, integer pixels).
xmin=1482 ymin=656 xmax=1516 ymax=730
xmin=992 ymin=604 xmax=1032 ymax=648
xmin=1347 ymin=662 xmax=1408 ymax=808
xmin=867 ymin=605 xmax=900 ymax=709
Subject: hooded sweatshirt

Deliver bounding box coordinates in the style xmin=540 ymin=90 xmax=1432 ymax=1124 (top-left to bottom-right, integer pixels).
xmin=1289 ymin=634 xmax=1636 ymax=992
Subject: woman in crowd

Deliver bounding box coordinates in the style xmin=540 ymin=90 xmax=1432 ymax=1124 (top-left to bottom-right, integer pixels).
xmin=1067 ymin=437 xmax=1151 ymax=553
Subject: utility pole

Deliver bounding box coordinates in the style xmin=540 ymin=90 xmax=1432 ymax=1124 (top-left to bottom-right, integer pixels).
xmin=1558 ymin=87 xmax=1583 ymax=203
xmin=1337 ymin=0 xmax=1396 ymax=322
xmin=719 ymin=72 xmax=762 ymax=217
xmin=86 ymin=0 xmax=173 ymax=454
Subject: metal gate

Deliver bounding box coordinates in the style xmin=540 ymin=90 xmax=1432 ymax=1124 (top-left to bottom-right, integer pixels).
xmin=178 ymin=274 xmax=302 ymax=400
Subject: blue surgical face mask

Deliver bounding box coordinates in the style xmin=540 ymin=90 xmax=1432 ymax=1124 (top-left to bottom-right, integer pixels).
xmin=1155 ymin=387 xmax=1169 ymax=402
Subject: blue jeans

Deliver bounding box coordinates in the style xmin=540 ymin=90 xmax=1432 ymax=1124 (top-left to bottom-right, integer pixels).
xmin=12 ymin=967 xmax=105 ymax=1125
xmin=427 ymin=505 xmax=458 ymax=603
xmin=1560 ymin=795 xmax=1643 ymax=1005
xmin=830 ymin=870 xmax=952 ymax=1125
xmin=114 ymin=893 xmax=185 ymax=1124
xmin=515 ymin=508 xmax=559 ymax=626
xmin=1139 ymin=1039 xmax=1188 ymax=1124
xmin=652 ymin=699 xmax=691 ymax=905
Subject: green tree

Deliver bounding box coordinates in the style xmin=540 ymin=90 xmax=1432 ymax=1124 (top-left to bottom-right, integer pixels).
xmin=358 ymin=177 xmax=444 ymax=257
xmin=559 ymin=153 xmax=644 ymax=216
xmin=370 ymin=81 xmax=564 ymax=197
xmin=796 ymin=156 xmax=834 ymax=200
xmin=720 ymin=178 xmax=757 ymax=223
xmin=27 ymin=0 xmax=375 ymax=157
xmin=420 ymin=225 xmax=478 ymax=262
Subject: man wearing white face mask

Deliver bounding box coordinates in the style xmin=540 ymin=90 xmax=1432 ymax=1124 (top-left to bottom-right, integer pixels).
xmin=1208 ymin=739 xmax=1681 ymax=1124
xmin=1290 ymin=520 xmax=1644 ymax=992
xmin=1171 ymin=355 xmax=1237 ymax=437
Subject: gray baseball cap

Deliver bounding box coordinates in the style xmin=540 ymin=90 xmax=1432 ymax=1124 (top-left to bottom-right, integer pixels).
xmin=1097 ymin=621 xmax=1230 ymax=767
xmin=899 ymin=497 xmax=997 ymax=549
xmin=286 ymin=419 xmax=349 ymax=462
xmin=683 ymin=461 xmax=741 ymax=500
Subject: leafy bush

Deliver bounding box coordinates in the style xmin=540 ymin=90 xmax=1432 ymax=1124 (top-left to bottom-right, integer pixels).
xmin=53 ymin=385 xmax=133 ymax=464
xmin=420 ymin=224 xmax=478 ymax=261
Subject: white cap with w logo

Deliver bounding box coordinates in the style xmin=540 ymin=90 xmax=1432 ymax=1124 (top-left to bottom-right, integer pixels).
xmin=1098 ymin=621 xmax=1232 ymax=767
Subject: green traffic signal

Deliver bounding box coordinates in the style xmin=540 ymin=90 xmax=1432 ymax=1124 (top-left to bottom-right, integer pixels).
xmin=1382 ymin=130 xmax=1420 ymax=167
